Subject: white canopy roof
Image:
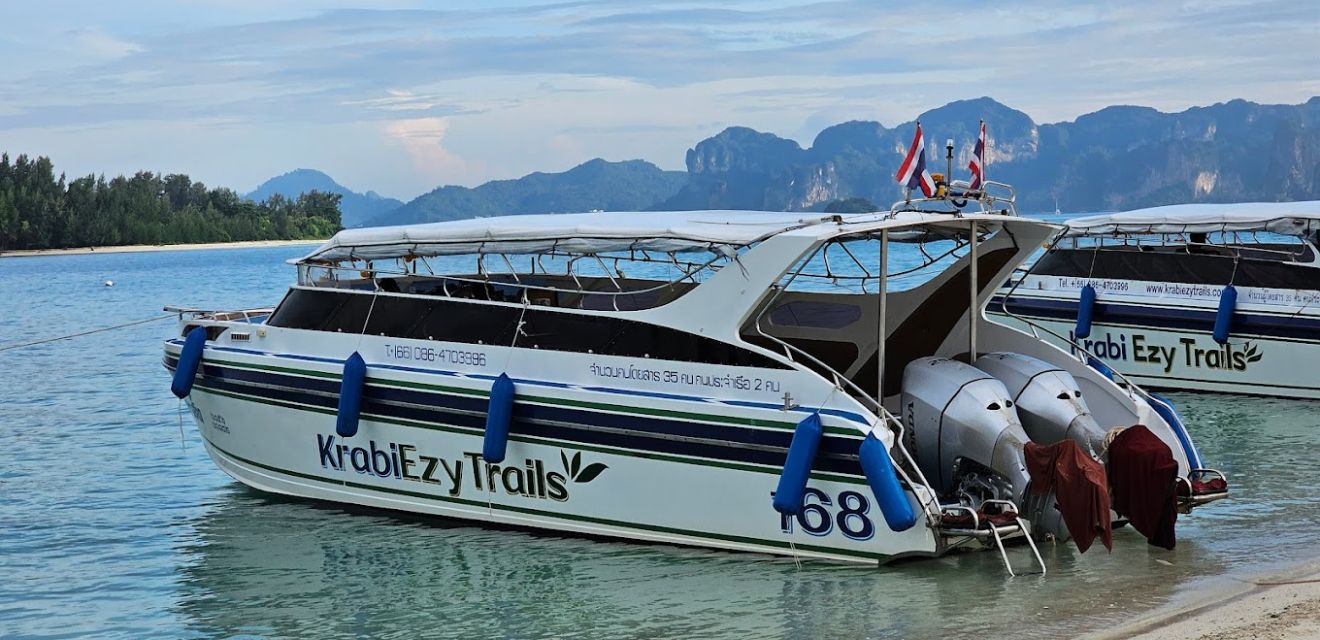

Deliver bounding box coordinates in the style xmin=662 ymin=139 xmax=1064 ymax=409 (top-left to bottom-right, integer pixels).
xmin=301 ymin=211 xmax=841 ymax=262
xmin=1065 ymin=201 xmax=1320 ymax=237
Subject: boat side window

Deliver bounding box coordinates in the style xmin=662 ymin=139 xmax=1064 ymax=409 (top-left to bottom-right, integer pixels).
xmin=768 ymin=300 xmax=862 ymax=329
xmin=1031 ymin=247 xmax=1315 ymax=289
xmin=266 ymin=288 xmax=789 ymax=369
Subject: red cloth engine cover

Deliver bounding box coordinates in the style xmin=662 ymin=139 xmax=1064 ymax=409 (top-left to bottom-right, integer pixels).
xmin=1024 ymin=439 xmax=1113 ymax=553
xmin=1107 ymin=425 xmax=1179 ymax=550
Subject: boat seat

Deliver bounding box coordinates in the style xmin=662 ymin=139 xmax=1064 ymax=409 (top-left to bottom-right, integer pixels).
xmin=1176 ymin=469 xmax=1229 ymax=497
xmin=1189 ymin=477 xmax=1227 ymax=494
xmin=1175 ymin=469 xmax=1230 ymax=512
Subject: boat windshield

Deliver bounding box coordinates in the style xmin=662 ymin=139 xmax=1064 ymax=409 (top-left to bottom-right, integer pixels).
xmin=741 ymin=220 xmax=1022 ymax=403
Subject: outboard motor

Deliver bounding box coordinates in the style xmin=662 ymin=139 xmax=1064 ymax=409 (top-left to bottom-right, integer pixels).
xmin=901 ymin=358 xmax=1031 ymax=506
xmin=902 ymin=357 xmax=1073 ymax=543
xmin=974 ymin=353 xmax=1108 ymax=457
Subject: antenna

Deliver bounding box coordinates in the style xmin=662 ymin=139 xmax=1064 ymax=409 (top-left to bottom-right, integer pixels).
xmin=945 ymin=138 xmax=954 ymax=185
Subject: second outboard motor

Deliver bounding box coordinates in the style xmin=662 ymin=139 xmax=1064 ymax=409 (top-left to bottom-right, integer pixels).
xmin=901 ymin=358 xmax=1031 ymax=505
xmin=974 ymin=352 xmax=1107 ymax=457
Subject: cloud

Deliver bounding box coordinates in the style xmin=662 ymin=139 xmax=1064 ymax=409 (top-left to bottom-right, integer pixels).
xmin=384 ymin=116 xmax=472 ymax=184
xmin=0 ymin=0 xmax=1315 ymax=197
xmin=66 ymin=27 xmax=143 ymax=59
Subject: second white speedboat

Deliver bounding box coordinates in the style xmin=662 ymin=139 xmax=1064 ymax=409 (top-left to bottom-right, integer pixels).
xmin=992 ymin=201 xmax=1320 ymax=399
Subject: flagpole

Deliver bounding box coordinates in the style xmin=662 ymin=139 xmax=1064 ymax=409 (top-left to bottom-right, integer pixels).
xmin=912 ymin=121 xmax=920 ymax=204
xmin=979 ymin=119 xmax=986 ymax=200
xmin=897 ymin=121 xmax=924 ymax=204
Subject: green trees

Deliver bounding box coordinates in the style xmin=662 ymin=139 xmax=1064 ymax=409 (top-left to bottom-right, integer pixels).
xmin=823 ymin=197 xmax=879 ymax=213
xmin=0 ymin=153 xmax=342 ymax=250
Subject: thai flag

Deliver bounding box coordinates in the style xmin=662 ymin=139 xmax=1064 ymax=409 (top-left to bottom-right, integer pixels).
xmin=968 ymin=120 xmax=986 ymax=190
xmin=895 ymin=123 xmax=935 ymax=197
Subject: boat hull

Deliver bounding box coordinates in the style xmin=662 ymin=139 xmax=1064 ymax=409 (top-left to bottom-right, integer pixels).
xmin=990 ymin=292 xmax=1320 ymax=399
xmin=170 ymin=345 xmax=940 ymax=565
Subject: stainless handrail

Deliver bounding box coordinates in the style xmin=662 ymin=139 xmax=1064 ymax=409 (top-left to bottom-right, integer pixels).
xmin=748 ymin=242 xmax=943 ymax=521
xmin=165 ymin=306 xmax=274 ymax=324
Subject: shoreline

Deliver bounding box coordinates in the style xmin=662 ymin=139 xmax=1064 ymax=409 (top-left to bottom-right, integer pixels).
xmin=0 ymin=239 xmax=323 ymax=258
xmin=1088 ymin=559 xmax=1320 ymax=640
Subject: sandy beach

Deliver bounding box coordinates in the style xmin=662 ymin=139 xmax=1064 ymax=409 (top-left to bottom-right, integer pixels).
xmin=0 ymin=239 xmax=322 ymax=258
xmin=1090 ymin=560 xmax=1320 ymax=640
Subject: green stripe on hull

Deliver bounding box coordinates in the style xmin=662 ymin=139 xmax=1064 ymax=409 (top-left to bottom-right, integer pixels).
xmin=192 ymin=383 xmax=870 ymax=485
xmin=1122 ymin=373 xmax=1320 ymax=394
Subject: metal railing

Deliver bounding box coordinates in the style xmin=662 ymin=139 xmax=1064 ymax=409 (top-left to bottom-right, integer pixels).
xmin=164 ymin=306 xmax=274 ymax=324
xmin=889 ymin=180 xmax=1019 ymax=218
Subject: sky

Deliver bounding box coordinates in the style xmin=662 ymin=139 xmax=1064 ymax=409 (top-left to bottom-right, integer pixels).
xmin=1 ymin=1 xmax=1317 ymax=201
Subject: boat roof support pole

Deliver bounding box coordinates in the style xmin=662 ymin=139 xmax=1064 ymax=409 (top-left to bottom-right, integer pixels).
xmin=969 ymin=220 xmax=978 ymax=363
xmin=878 ymin=229 xmax=888 ymax=404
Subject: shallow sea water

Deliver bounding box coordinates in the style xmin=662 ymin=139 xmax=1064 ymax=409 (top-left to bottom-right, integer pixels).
xmin=2 ymin=245 xmax=1318 ymax=639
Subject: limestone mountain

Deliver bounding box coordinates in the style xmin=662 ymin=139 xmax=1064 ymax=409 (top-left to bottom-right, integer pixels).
xmin=659 ymin=97 xmax=1320 ymax=213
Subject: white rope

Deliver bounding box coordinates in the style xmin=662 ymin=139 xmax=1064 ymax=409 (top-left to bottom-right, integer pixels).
xmin=177 ymin=399 xmax=187 ymax=451
xmin=0 ymin=314 xmax=174 ymax=352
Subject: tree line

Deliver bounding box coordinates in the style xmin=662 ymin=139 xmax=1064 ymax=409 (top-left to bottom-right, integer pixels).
xmin=0 ymin=153 xmax=342 ymax=251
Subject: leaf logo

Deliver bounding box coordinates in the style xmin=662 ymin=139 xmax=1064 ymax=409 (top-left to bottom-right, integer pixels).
xmin=560 ymin=450 xmax=609 ymax=484
xmin=1244 ymin=343 xmax=1262 ymax=363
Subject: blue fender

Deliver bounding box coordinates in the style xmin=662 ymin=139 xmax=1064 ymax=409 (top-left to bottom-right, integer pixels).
xmin=335 ymin=352 xmax=367 ymax=438
xmin=1074 ymin=284 xmax=1097 ymax=340
xmin=1148 ymin=392 xmax=1202 ymax=470
xmin=482 ymin=373 xmax=516 ymax=463
xmin=170 ymin=326 xmax=208 ymax=399
xmin=859 ymin=433 xmax=918 ymax=532
xmin=1213 ymin=285 xmax=1237 ymax=345
xmin=772 ymin=413 xmax=823 ymax=516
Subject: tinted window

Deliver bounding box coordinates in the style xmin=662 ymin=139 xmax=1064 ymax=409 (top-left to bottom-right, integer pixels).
xmin=267 ymin=288 xmax=788 ymax=369
xmin=768 ymin=301 xmax=862 ymax=329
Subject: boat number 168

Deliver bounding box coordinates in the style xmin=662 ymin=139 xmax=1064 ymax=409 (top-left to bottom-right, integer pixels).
xmin=773 ymin=488 xmax=875 ymax=541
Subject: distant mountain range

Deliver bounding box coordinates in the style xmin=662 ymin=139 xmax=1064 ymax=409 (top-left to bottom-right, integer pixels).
xmin=255 ymin=96 xmax=1320 ymax=227
xmin=662 ymin=96 xmax=1320 ymax=213
xmin=245 ymin=169 xmax=402 ymax=228
xmin=371 ymin=158 xmax=687 ymax=226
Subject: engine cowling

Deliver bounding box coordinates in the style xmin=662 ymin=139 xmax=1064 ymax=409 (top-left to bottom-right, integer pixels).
xmin=901 ymin=357 xmax=1031 ymax=502
xmin=974 ymin=352 xmax=1108 ymax=457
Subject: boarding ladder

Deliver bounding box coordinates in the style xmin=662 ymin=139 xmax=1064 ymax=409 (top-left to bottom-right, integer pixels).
xmin=879 ymin=412 xmax=1045 ymax=576
xmin=937 ymin=500 xmax=1046 ymax=576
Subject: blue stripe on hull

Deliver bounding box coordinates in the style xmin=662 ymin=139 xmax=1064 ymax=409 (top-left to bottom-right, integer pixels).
xmin=169 ymin=356 xmax=869 ymax=477
xmin=167 ymin=340 xmax=872 ymax=424
xmin=993 ymin=295 xmax=1320 ymax=340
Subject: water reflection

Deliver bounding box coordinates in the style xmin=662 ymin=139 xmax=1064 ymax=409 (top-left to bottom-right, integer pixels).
xmin=176 ymin=485 xmax=1237 ymax=639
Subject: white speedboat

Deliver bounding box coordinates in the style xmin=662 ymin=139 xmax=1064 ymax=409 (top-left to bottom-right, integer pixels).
xmin=164 ymin=189 xmax=1226 ymax=570
xmin=991 ymin=202 xmax=1320 ymax=399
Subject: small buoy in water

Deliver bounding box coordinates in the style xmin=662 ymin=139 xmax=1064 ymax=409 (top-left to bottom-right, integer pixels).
xmin=104 ymin=280 xmax=114 ymax=287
